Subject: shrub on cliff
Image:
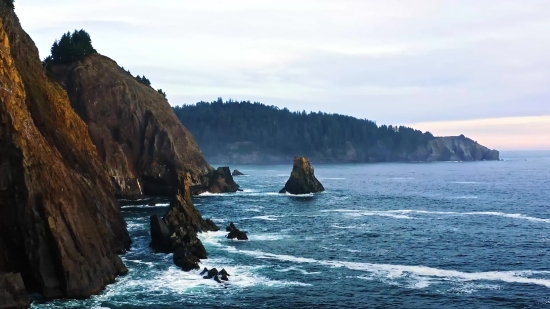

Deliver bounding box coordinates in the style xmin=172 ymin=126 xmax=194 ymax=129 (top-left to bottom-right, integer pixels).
xmin=44 ymin=29 xmax=97 ymax=66
xmin=136 ymin=75 xmax=152 ymax=86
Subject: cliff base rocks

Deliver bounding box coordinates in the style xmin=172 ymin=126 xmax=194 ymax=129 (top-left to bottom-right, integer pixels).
xmin=0 ymin=273 xmax=30 ymax=309
xmin=192 ymin=167 xmax=240 ymax=195
xmin=279 ymin=157 xmax=325 ymax=195
xmin=150 ymin=173 xmax=219 ymax=271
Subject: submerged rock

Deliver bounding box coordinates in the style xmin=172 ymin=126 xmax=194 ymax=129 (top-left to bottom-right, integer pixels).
xmin=232 ymin=169 xmax=245 ymax=176
xmin=203 ymin=268 xmax=219 ymax=279
xmin=279 ymin=156 xmax=325 ymax=195
xmin=200 ymin=268 xmax=209 ymax=276
xmin=226 ymin=223 xmax=248 ymax=241
xmin=0 ymin=273 xmax=30 ymax=309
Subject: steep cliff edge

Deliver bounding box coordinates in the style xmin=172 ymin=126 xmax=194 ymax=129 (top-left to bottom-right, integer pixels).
xmin=0 ymin=4 xmax=130 ymax=300
xmin=423 ymin=136 xmax=500 ymax=162
xmin=49 ymin=54 xmax=219 ymax=198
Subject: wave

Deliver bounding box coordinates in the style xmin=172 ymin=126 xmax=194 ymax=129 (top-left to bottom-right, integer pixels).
xmin=317 ymin=177 xmax=346 ymax=180
xmin=451 ymin=181 xmax=479 ymax=184
xmin=121 ymin=203 xmax=170 ymax=209
xmin=220 ymin=247 xmax=550 ymax=288
xmin=322 ymin=209 xmax=550 ymax=224
xmin=243 ymin=215 xmax=283 ymax=221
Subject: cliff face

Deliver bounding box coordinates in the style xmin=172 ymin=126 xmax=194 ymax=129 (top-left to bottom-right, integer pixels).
xmin=50 ymin=55 xmax=214 ymax=198
xmin=0 ymin=4 xmax=129 ymax=300
xmin=201 ymin=136 xmax=500 ymax=164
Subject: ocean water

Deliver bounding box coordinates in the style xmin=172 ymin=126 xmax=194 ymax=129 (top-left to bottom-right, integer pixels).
xmin=32 ymin=151 xmax=550 ymax=308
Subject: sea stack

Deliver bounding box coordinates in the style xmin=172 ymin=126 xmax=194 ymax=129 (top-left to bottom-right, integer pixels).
xmin=232 ymin=169 xmax=245 ymax=176
xmin=279 ymin=156 xmax=325 ymax=195
xmin=150 ymin=173 xmax=219 ymax=271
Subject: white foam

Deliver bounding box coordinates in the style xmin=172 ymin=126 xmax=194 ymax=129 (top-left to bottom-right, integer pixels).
xmin=247 ymin=215 xmax=283 ymax=221
xmin=221 ymin=247 xmax=550 ymax=288
xmin=317 ymin=177 xmax=346 ymax=180
xmin=322 ymin=209 xmax=550 ymax=224
xmin=121 ymin=203 xmax=170 ymax=209
xmin=275 ymin=266 xmax=321 ymax=275
xmin=248 ymin=234 xmax=288 ymax=241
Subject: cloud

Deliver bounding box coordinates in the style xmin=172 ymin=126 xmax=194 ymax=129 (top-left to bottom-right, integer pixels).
xmin=14 ymin=0 xmax=550 ymax=149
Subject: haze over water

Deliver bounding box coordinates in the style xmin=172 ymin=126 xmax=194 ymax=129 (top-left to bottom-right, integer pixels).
xmin=33 ymin=151 xmax=550 ymax=308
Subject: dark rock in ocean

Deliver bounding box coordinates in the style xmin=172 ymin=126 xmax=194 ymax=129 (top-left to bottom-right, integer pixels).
xmin=200 ymin=268 xmax=209 ymax=276
xmin=0 ymin=273 xmax=30 ymax=309
xmin=0 ymin=3 xmax=130 ymax=300
xmin=203 ymin=268 xmax=219 ymax=279
xmin=150 ymin=215 xmax=172 ymax=253
xmin=220 ymin=269 xmax=230 ymax=281
xmin=232 ymin=169 xmax=245 ymax=176
xmin=149 ymin=172 xmax=219 ymax=271
xmin=192 ymin=167 xmax=240 ymax=195
xmin=213 ymin=275 xmax=222 ymax=283
xmin=164 ymin=173 xmax=220 ymax=234
xmin=173 ymin=247 xmax=200 ymax=271
xmin=226 ymin=223 xmax=248 ymax=241
xmin=279 ymin=157 xmax=325 ymax=195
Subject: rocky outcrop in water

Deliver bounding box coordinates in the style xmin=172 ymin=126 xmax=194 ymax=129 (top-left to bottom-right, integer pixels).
xmin=279 ymin=157 xmax=325 ymax=195
xmin=49 ymin=53 xmax=238 ymax=198
xmin=0 ymin=273 xmax=30 ymax=309
xmin=0 ymin=3 xmax=130 ymax=300
xmin=226 ymin=223 xmax=248 ymax=241
xmin=232 ymin=169 xmax=245 ymax=176
xmin=192 ymin=167 xmax=240 ymax=195
xmin=149 ymin=173 xmax=219 ymax=270
xmin=422 ymin=136 xmax=500 ymax=161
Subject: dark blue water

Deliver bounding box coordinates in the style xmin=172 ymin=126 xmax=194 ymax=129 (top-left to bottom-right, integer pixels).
xmin=33 ymin=151 xmax=550 ymax=308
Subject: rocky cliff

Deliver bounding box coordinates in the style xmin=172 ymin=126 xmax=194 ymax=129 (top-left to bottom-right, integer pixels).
xmin=0 ymin=3 xmax=129 ymax=301
xmin=280 ymin=157 xmax=325 ymax=195
xmin=49 ymin=55 xmax=223 ymax=198
xmin=200 ymin=136 xmax=500 ymax=164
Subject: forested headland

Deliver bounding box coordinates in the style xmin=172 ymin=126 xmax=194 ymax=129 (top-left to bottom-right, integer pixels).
xmin=173 ymin=99 xmax=441 ymax=164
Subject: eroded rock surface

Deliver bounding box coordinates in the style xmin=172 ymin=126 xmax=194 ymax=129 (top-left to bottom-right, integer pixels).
xmin=192 ymin=167 xmax=240 ymax=195
xmin=50 ymin=54 xmax=228 ymax=198
xmin=232 ymin=169 xmax=245 ymax=176
xmin=0 ymin=273 xmax=30 ymax=309
xmin=0 ymin=4 xmax=130 ymax=300
xmin=150 ymin=173 xmax=219 ymax=271
xmin=279 ymin=157 xmax=325 ymax=195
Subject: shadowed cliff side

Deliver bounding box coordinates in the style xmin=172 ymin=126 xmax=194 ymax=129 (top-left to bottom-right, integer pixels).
xmin=49 ymin=54 xmax=225 ymax=198
xmin=0 ymin=3 xmax=130 ymax=301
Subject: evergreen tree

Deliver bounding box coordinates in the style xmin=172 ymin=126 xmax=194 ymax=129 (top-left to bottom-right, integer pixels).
xmin=172 ymin=100 xmax=435 ymax=162
xmin=45 ymin=29 xmax=97 ymax=65
xmin=157 ymin=89 xmax=167 ymax=98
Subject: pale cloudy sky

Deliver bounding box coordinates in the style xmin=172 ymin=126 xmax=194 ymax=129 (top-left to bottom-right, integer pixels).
xmin=15 ymin=0 xmax=550 ymax=150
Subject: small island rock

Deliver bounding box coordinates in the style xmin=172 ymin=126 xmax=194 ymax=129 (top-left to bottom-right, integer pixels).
xmin=279 ymin=156 xmax=325 ymax=195
xmin=232 ymin=169 xmax=246 ymax=176
xmin=226 ymin=223 xmax=248 ymax=240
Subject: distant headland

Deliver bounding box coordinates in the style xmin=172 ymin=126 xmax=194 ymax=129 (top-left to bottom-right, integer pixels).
xmin=173 ymin=100 xmax=499 ymax=164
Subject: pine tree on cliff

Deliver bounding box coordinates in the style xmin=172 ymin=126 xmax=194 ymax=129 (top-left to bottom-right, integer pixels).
xmin=45 ymin=29 xmax=97 ymax=65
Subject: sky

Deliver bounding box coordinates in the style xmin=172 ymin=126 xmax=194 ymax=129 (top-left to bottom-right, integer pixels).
xmin=14 ymin=0 xmax=550 ymax=150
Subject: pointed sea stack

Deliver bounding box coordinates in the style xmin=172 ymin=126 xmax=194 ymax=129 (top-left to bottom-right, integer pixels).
xmin=279 ymin=157 xmax=325 ymax=195
xmin=150 ymin=173 xmax=219 ymax=271
xmin=232 ymin=169 xmax=245 ymax=176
